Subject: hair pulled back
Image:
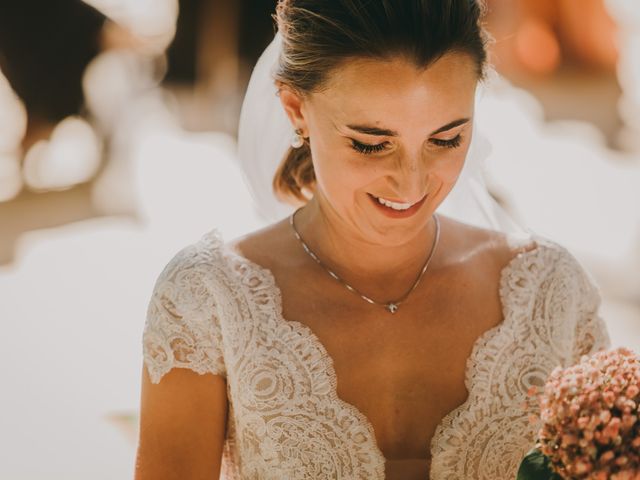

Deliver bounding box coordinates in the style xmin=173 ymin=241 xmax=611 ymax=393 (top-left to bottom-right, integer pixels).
xmin=272 ymin=0 xmax=491 ymax=205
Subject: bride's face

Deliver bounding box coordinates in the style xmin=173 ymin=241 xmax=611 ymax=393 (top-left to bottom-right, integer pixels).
xmin=280 ymin=51 xmax=478 ymax=243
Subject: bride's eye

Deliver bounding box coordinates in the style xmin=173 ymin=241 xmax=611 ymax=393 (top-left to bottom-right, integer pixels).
xmin=430 ymin=134 xmax=463 ymax=149
xmin=351 ymin=139 xmax=389 ymax=155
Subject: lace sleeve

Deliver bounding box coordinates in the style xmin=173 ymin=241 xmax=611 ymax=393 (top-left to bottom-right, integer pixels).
xmin=572 ymin=309 xmax=612 ymax=365
xmin=566 ymin=252 xmax=613 ymax=365
xmin=142 ymin=244 xmax=227 ymax=384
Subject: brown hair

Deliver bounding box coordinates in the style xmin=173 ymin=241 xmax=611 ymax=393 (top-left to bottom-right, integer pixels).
xmin=271 ymin=0 xmax=491 ymax=205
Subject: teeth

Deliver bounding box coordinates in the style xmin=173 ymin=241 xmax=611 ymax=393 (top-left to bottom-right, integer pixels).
xmin=375 ymin=196 xmax=413 ymax=210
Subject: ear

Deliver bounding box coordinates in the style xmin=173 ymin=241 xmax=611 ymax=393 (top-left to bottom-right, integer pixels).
xmin=276 ymin=82 xmax=309 ymax=137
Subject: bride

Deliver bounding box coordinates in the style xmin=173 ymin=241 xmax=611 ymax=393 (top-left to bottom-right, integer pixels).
xmin=135 ymin=1 xmax=612 ymax=479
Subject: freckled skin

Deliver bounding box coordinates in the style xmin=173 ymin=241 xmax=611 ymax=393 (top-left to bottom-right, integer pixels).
xmin=277 ymin=52 xmax=478 ymax=285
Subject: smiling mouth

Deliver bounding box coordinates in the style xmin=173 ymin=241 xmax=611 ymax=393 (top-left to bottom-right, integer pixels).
xmin=369 ymin=192 xmax=427 ymax=210
xmin=367 ymin=192 xmax=428 ymax=217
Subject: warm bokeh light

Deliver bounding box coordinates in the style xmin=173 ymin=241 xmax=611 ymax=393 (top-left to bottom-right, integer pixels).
xmin=0 ymin=71 xmax=26 ymax=152
xmin=85 ymin=0 xmax=178 ymax=52
xmin=0 ymin=70 xmax=26 ymax=201
xmin=0 ymin=153 xmax=23 ymax=202
xmin=22 ymin=117 xmax=101 ymax=191
xmin=514 ymin=19 xmax=562 ymax=75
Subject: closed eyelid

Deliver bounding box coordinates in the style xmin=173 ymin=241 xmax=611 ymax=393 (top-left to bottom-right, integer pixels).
xmin=429 ymin=118 xmax=470 ymax=135
xmin=346 ymin=117 xmax=470 ymax=137
xmin=430 ymin=124 xmax=467 ymax=139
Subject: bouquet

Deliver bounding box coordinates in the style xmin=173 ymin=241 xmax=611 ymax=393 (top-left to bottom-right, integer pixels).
xmin=517 ymin=347 xmax=640 ymax=480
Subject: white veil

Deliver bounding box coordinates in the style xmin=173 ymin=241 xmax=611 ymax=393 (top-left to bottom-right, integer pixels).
xmin=237 ymin=31 xmax=532 ymax=239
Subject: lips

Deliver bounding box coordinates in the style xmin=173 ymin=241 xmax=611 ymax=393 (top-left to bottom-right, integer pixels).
xmin=377 ymin=195 xmax=423 ymax=207
xmin=367 ymin=192 xmax=428 ymax=218
xmin=371 ymin=192 xmax=427 ymax=206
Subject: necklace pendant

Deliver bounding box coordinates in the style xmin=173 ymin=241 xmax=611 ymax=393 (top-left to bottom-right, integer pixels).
xmin=386 ymin=303 xmax=398 ymax=314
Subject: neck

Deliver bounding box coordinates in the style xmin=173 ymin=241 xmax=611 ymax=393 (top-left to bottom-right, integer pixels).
xmin=291 ymin=196 xmax=439 ymax=295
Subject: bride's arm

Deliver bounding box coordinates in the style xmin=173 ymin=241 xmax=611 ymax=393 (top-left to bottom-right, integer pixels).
xmin=135 ymin=244 xmax=229 ymax=479
xmin=135 ymin=366 xmax=228 ymax=480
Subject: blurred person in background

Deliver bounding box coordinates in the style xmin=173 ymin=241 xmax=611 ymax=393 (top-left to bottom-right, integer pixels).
xmin=0 ymin=1 xmax=106 ymax=187
xmin=135 ymin=1 xmax=613 ymax=479
xmin=0 ymin=1 xmax=105 ymax=150
xmin=0 ymin=0 xmax=161 ymax=197
xmin=487 ymin=0 xmax=618 ymax=77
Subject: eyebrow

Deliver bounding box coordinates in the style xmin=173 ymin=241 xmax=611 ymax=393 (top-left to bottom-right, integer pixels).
xmin=346 ymin=117 xmax=470 ymax=137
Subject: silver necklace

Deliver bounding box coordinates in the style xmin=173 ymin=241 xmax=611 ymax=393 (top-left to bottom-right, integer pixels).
xmin=289 ymin=208 xmax=441 ymax=314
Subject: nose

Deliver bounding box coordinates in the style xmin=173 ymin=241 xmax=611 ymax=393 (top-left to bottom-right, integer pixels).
xmin=388 ymin=153 xmax=428 ymax=202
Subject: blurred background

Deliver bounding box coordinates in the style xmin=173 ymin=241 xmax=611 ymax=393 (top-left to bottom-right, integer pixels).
xmin=0 ymin=0 xmax=638 ymax=478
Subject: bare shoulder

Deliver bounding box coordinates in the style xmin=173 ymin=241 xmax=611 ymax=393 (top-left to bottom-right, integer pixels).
xmin=225 ymin=217 xmax=293 ymax=270
xmin=437 ymin=213 xmax=538 ymax=272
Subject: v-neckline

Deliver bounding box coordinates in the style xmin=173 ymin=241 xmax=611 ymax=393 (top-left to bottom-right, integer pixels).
xmin=215 ymin=228 xmax=545 ymax=479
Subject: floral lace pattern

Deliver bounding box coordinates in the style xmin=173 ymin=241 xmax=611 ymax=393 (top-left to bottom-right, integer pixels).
xmin=142 ymin=228 xmax=612 ymax=479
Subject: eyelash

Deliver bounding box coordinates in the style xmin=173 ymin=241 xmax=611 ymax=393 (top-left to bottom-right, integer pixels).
xmin=351 ymin=140 xmax=388 ymax=155
xmin=430 ymin=134 xmax=463 ymax=149
xmin=351 ymin=134 xmax=463 ymax=155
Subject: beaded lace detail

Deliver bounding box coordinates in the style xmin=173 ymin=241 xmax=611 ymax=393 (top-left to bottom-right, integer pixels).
xmin=142 ymin=228 xmax=611 ymax=479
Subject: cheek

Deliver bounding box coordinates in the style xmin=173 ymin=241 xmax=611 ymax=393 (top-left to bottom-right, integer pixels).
xmin=313 ymin=157 xmax=376 ymax=201
xmin=310 ymin=142 xmax=378 ymax=195
xmin=432 ymin=148 xmax=469 ymax=183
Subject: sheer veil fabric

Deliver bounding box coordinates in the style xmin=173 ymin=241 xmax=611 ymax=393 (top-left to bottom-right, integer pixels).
xmin=237 ymin=31 xmax=533 ymax=240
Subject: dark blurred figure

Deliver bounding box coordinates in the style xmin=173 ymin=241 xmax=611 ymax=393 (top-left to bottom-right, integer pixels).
xmin=162 ymin=0 xmax=277 ymax=132
xmin=0 ymin=0 xmax=106 ymax=151
xmin=165 ymin=0 xmax=276 ymax=85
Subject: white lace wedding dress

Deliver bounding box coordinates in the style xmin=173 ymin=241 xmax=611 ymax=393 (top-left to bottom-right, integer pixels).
xmin=142 ymin=227 xmax=612 ymax=480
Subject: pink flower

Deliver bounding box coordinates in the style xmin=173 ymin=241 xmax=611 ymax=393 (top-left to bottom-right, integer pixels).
xmin=561 ymin=433 xmax=579 ymax=447
xmin=602 ymin=417 xmax=622 ymax=439
xmin=534 ymin=347 xmax=640 ymax=479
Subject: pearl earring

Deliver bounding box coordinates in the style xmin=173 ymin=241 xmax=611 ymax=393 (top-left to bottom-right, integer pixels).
xmin=291 ymin=129 xmax=305 ymax=149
